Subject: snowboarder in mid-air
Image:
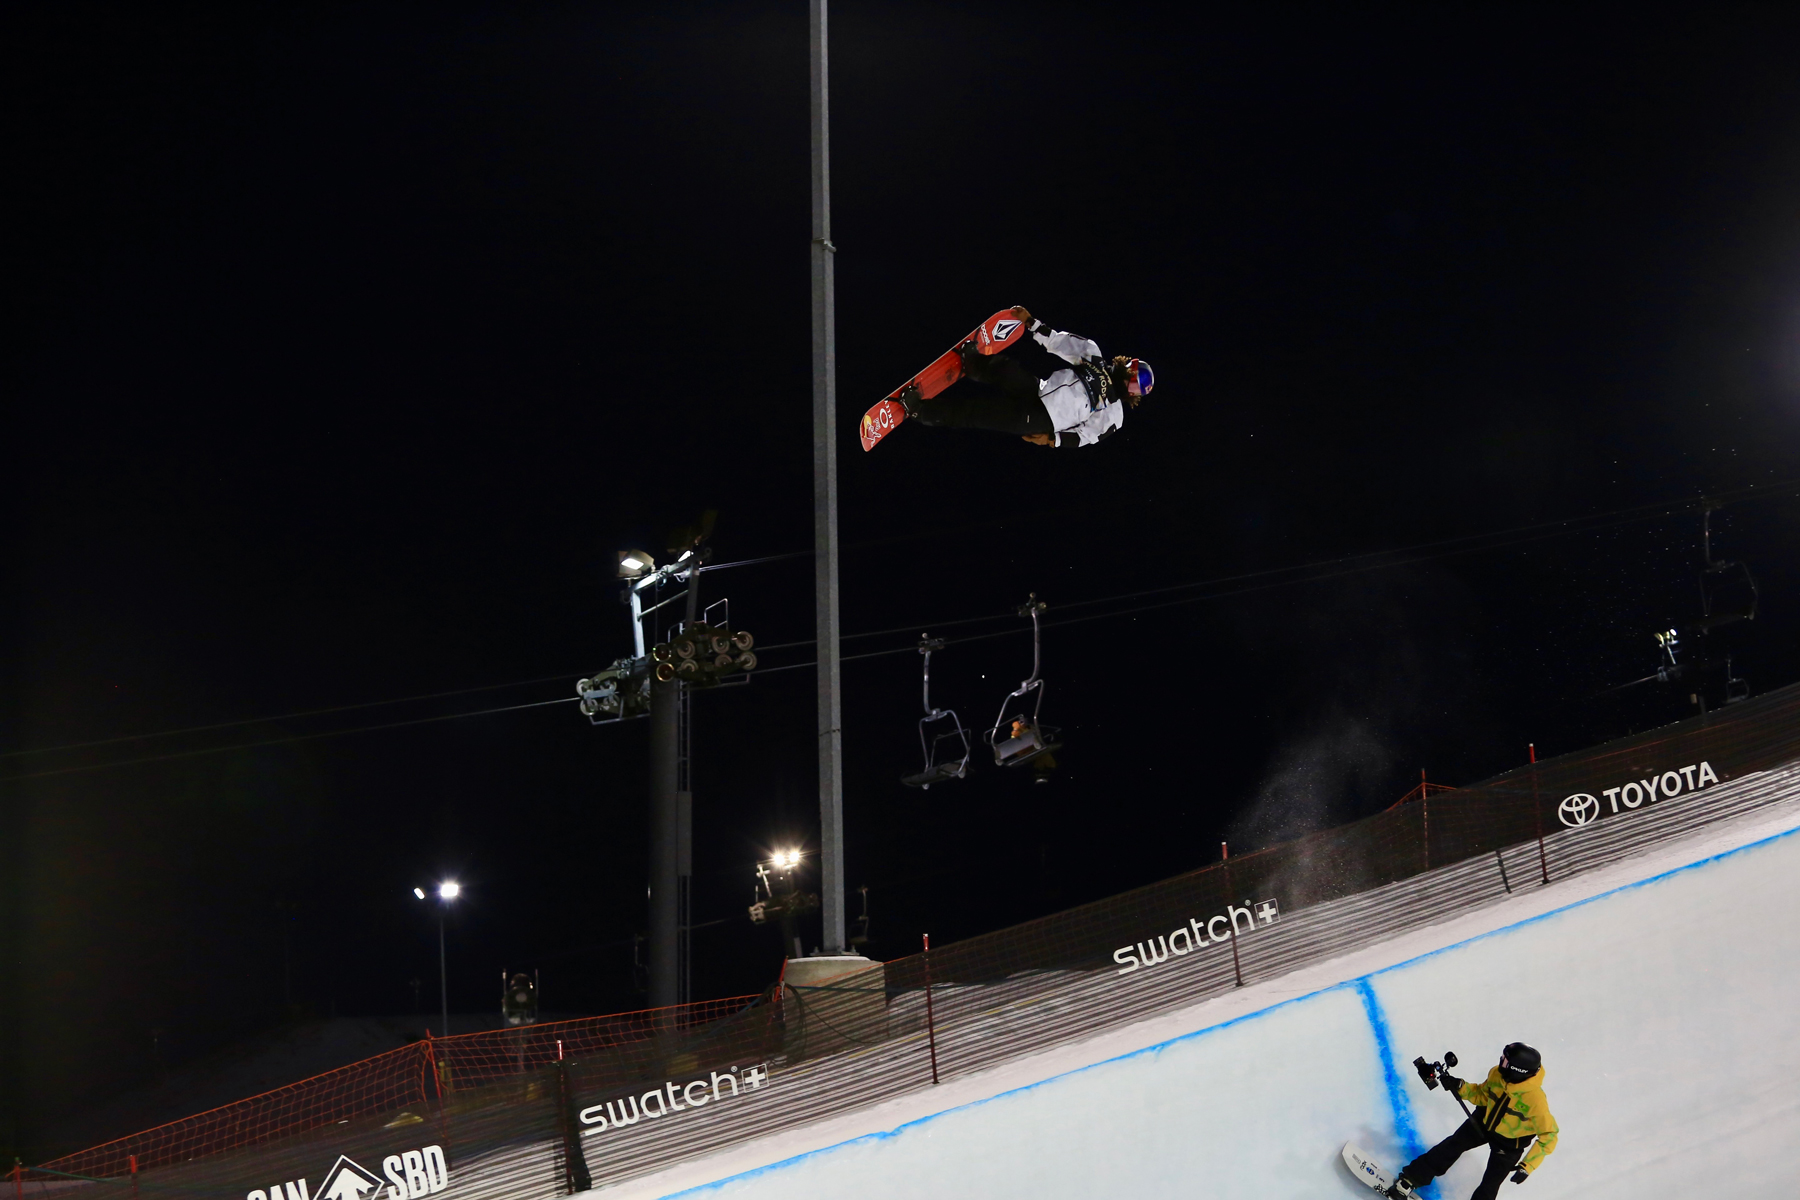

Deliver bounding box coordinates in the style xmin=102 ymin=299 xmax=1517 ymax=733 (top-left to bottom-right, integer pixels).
xmin=859 ymin=307 xmax=1153 ymax=452
xmin=1388 ymin=1043 xmax=1559 ymax=1200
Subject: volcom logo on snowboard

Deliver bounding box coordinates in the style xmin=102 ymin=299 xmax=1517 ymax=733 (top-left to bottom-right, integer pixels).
xmin=989 ymin=319 xmax=1021 ymax=342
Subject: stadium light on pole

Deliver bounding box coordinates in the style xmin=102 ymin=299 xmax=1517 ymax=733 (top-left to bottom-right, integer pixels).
xmin=416 ymin=882 xmax=460 ymax=1037
xmin=616 ymin=550 xmax=655 ymax=580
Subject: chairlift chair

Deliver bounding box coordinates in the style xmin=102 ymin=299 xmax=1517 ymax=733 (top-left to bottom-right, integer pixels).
xmin=985 ymin=595 xmax=1063 ymax=770
xmin=901 ymin=636 xmax=972 ymax=789
xmin=1695 ymin=503 xmax=1760 ymax=632
xmin=1725 ymin=655 xmax=1750 ymax=704
xmin=1599 ymin=504 xmax=1762 ymax=703
xmin=1697 ymin=558 xmax=1759 ymax=631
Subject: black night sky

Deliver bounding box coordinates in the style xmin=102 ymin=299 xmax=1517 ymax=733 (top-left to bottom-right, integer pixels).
xmin=6 ymin=2 xmax=1798 ymax=1162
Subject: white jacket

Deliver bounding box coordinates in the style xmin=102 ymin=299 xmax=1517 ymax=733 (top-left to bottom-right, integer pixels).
xmin=1031 ymin=327 xmax=1123 ymax=448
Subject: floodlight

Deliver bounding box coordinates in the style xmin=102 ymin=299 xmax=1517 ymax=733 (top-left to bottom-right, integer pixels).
xmin=617 ymin=550 xmax=655 ymax=579
xmin=413 ymin=887 xmax=426 ymax=900
xmin=438 ymin=881 xmax=461 ymax=900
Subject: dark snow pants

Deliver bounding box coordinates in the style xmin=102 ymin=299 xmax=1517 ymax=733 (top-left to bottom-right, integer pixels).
xmin=910 ymin=350 xmax=1057 ymax=437
xmin=1402 ymin=1119 xmax=1532 ymax=1200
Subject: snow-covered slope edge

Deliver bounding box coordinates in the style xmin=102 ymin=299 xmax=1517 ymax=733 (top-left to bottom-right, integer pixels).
xmin=584 ymin=790 xmax=1800 ymax=1200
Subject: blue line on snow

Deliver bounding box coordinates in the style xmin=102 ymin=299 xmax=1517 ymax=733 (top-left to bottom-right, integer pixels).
xmin=1355 ymin=978 xmax=1432 ymax=1195
xmin=1355 ymin=979 xmax=1424 ymax=1157
xmin=651 ymin=814 xmax=1800 ymax=1200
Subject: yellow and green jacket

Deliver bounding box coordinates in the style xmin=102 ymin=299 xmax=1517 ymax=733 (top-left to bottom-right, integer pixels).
xmin=1456 ymin=1065 xmax=1559 ymax=1174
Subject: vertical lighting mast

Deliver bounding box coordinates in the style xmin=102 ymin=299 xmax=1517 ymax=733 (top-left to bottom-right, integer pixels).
xmin=809 ymin=0 xmax=846 ymax=955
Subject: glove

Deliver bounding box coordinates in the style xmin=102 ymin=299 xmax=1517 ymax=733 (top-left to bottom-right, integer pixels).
xmin=1510 ymin=1169 xmax=1528 ymax=1184
xmin=1439 ymin=1074 xmax=1464 ymax=1095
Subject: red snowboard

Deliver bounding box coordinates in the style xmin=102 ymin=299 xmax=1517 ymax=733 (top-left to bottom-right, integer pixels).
xmin=859 ymin=308 xmax=1031 ymax=452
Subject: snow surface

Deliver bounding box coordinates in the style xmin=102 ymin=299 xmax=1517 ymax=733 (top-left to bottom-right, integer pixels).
xmin=587 ymin=796 xmax=1800 ymax=1200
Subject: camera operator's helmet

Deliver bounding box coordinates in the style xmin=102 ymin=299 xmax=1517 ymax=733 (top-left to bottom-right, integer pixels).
xmin=1499 ymin=1042 xmax=1541 ymax=1083
xmin=1126 ymin=358 xmax=1155 ymax=397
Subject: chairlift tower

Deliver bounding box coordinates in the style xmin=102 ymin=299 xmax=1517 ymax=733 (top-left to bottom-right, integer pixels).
xmin=577 ymin=547 xmax=757 ymax=1008
xmin=1599 ymin=500 xmax=1761 ymax=711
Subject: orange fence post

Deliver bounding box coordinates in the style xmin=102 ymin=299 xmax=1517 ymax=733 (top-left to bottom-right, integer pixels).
xmin=1221 ymin=844 xmax=1245 ymax=988
xmin=1420 ymin=770 xmax=1432 ymax=872
xmin=1530 ymin=743 xmax=1550 ymax=885
xmin=922 ymin=934 xmax=941 ymax=1084
xmin=129 ymin=1154 xmax=139 ymax=1200
xmin=772 ymin=957 xmax=789 ymax=1052
xmin=425 ymin=1033 xmax=443 ymax=1101
xmin=553 ymin=1041 xmax=591 ymax=1195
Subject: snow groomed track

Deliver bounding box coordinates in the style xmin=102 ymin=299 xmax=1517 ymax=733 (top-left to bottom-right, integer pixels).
xmin=579 ymin=760 xmax=1800 ymax=1199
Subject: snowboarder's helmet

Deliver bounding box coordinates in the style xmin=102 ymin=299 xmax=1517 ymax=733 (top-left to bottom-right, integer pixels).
xmin=1127 ymin=358 xmax=1155 ymax=397
xmin=1499 ymin=1043 xmax=1541 ymax=1082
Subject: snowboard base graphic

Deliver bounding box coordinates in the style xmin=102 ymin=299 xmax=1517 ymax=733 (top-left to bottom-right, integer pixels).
xmin=1342 ymin=1143 xmax=1412 ymax=1196
xmin=859 ymin=308 xmax=1031 ymax=451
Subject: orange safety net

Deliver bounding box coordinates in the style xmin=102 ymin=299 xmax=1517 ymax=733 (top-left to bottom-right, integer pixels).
xmin=35 ymin=995 xmax=762 ymax=1184
xmin=31 ymin=682 xmax=1800 ymax=1197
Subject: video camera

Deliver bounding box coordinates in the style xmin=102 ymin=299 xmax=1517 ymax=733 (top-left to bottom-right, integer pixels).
xmin=1412 ymin=1050 xmax=1458 ymax=1089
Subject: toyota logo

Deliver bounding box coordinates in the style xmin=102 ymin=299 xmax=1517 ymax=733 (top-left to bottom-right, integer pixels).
xmin=1559 ymin=793 xmax=1600 ymax=827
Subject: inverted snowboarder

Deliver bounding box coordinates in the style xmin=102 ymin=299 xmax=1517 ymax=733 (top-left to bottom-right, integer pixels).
xmin=1388 ymin=1043 xmax=1559 ymax=1200
xmin=860 ymin=307 xmax=1153 ymax=451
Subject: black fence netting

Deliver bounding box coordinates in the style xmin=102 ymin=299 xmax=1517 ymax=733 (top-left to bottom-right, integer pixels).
xmin=26 ymin=682 xmax=1800 ymax=1200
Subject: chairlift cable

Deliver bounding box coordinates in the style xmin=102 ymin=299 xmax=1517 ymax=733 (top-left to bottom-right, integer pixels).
xmin=751 ymin=488 xmax=1796 ymax=673
xmin=0 ymin=672 xmax=582 ymax=759
xmin=15 ymin=481 xmax=1793 ymax=769
xmin=753 ymin=481 xmax=1800 ymax=656
xmin=56 ymin=486 xmax=1751 ymax=769
xmin=2 ymin=696 xmax=580 ymax=781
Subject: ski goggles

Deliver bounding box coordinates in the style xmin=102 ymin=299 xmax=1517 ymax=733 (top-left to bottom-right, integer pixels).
xmin=1126 ymin=358 xmax=1155 ymax=397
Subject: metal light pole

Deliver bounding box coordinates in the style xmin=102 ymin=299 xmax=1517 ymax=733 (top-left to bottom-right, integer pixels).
xmin=438 ymin=913 xmax=449 ymax=1037
xmin=416 ymin=882 xmax=460 ymax=1036
xmin=810 ymin=0 xmax=846 ymax=956
xmin=648 ymin=670 xmax=680 ymax=1007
